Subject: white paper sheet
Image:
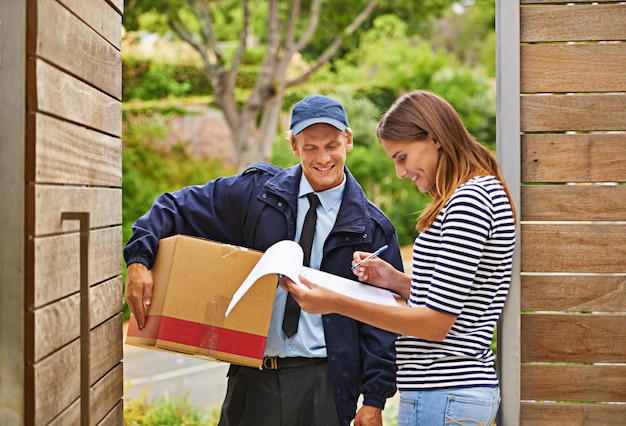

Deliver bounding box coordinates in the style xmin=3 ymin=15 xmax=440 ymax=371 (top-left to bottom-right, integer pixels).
xmin=225 ymin=240 xmax=399 ymax=316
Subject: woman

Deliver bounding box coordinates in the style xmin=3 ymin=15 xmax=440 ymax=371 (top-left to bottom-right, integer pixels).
xmin=282 ymin=90 xmax=516 ymax=425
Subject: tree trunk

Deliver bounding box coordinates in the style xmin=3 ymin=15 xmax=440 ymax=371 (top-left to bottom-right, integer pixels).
xmin=230 ymin=94 xmax=285 ymax=171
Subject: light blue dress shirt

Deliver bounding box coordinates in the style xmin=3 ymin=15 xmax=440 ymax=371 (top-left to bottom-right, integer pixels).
xmin=264 ymin=175 xmax=345 ymax=358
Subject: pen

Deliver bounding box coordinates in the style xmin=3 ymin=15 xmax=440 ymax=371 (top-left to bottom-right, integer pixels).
xmin=351 ymin=245 xmax=388 ymax=270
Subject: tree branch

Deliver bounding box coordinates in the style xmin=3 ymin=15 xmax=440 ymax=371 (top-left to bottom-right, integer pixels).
xmin=190 ymin=0 xmax=221 ymax=58
xmin=291 ymin=0 xmax=321 ymax=55
xmin=286 ymin=0 xmax=379 ymax=88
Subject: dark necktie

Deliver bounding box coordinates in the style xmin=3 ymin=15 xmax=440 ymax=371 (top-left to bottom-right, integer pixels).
xmin=282 ymin=193 xmax=320 ymax=338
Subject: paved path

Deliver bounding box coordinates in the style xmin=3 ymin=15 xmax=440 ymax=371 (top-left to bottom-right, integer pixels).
xmin=123 ymin=332 xmax=229 ymax=408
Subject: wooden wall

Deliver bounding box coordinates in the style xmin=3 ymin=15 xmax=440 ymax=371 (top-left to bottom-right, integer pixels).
xmin=24 ymin=0 xmax=124 ymax=424
xmin=519 ymin=1 xmax=626 ymax=424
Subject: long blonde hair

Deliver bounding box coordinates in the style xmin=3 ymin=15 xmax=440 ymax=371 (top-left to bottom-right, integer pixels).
xmin=377 ymin=90 xmax=516 ymax=232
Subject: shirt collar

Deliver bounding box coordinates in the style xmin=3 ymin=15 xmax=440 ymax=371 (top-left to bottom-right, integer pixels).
xmin=298 ymin=175 xmax=345 ymax=212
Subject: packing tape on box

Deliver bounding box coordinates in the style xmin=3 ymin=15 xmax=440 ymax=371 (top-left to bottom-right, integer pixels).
xmin=197 ymin=294 xmax=228 ymax=359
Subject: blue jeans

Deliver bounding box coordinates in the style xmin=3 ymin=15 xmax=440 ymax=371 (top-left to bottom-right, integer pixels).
xmin=398 ymin=387 xmax=500 ymax=426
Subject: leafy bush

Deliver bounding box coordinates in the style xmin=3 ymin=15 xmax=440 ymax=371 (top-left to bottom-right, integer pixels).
xmin=124 ymin=388 xmax=220 ymax=425
xmin=123 ymin=56 xmax=212 ymax=101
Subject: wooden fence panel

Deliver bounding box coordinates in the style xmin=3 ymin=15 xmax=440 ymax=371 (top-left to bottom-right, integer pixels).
xmin=521 ymin=186 xmax=626 ymax=221
xmin=24 ymin=0 xmax=123 ymax=424
xmin=521 ymin=402 xmax=626 ymax=426
xmin=27 ymin=113 xmax=122 ymax=187
xmin=27 ymin=314 xmax=123 ymax=425
xmin=521 ymin=275 xmax=626 ymax=313
xmin=27 ymin=58 xmax=121 ymax=136
xmin=521 ymin=364 xmax=626 ymax=402
xmin=521 ymin=95 xmax=626 ymax=132
xmin=521 ymin=0 xmax=624 ymax=4
xmin=519 ymin=1 xmax=626 ymax=423
xmin=521 ymin=224 xmax=626 ymax=273
xmin=46 ymin=360 xmax=124 ymax=426
xmin=521 ymin=133 xmax=626 ymax=183
xmin=30 ymin=277 xmax=122 ymax=362
xmin=521 ymin=314 xmax=626 ymax=363
xmin=29 ymin=0 xmax=121 ymax=99
xmin=521 ymin=3 xmax=626 ymax=42
xmin=27 ymin=184 xmax=122 ymax=235
xmin=27 ymin=226 xmax=122 ymax=308
xmin=57 ymin=0 xmax=122 ymax=49
xmin=521 ymin=44 xmax=626 ymax=93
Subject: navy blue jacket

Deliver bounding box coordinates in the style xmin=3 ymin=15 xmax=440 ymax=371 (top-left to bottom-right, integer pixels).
xmin=124 ymin=162 xmax=403 ymax=425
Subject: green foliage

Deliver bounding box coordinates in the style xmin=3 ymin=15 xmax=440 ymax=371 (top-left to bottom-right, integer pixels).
xmin=123 ymin=56 xmax=213 ymax=101
xmin=430 ymin=0 xmax=497 ymax=77
xmin=124 ymin=0 xmax=450 ymax=65
xmin=124 ymin=387 xmax=220 ymax=425
xmin=315 ymin=13 xmax=496 ymax=148
xmin=346 ymin=144 xmax=425 ymax=247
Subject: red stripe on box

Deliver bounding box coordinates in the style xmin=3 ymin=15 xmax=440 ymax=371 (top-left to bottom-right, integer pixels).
xmin=156 ymin=315 xmax=267 ymax=360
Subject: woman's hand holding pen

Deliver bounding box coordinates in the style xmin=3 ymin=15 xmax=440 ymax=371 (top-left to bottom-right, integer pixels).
xmin=351 ymin=251 xmax=394 ymax=288
xmin=352 ymin=251 xmax=411 ymax=299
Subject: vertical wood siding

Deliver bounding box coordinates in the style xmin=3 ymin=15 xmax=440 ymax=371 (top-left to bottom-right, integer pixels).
xmin=519 ymin=1 xmax=626 ymax=423
xmin=24 ymin=0 xmax=123 ymax=424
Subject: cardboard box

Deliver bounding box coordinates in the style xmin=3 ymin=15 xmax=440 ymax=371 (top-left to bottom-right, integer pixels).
xmin=125 ymin=235 xmax=278 ymax=368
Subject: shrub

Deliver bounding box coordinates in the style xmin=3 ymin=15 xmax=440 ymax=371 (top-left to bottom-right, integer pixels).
xmin=124 ymin=387 xmax=220 ymax=425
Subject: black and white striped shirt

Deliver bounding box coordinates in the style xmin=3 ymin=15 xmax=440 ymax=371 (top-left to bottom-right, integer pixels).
xmin=396 ymin=176 xmax=516 ymax=390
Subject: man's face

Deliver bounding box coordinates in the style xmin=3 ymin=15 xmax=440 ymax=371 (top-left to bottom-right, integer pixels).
xmin=291 ymin=123 xmax=353 ymax=192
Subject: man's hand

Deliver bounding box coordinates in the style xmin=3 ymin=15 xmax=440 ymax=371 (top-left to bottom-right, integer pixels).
xmin=354 ymin=405 xmax=382 ymax=426
xmin=125 ymin=263 xmax=153 ymax=329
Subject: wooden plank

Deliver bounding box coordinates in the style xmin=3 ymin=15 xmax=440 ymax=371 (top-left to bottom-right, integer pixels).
xmin=26 ymin=184 xmax=121 ymax=236
xmin=106 ymin=0 xmax=124 ymax=15
xmin=522 ymin=0 xmax=623 ymax=3
xmin=521 ymin=4 xmax=626 ymax=42
xmin=30 ymin=278 xmax=122 ymax=362
xmin=521 ymin=224 xmax=626 ymax=273
xmin=27 ymin=58 xmax=122 ymax=137
xmin=521 ymin=44 xmax=626 ymax=93
xmin=91 ymin=277 xmax=123 ymax=328
xmin=58 ymin=0 xmax=122 ymax=49
xmin=521 ymin=402 xmax=626 ymax=426
xmin=90 ymin=314 xmax=123 ymax=384
xmin=48 ymin=398 xmax=80 ymax=426
xmin=521 ymin=364 xmax=626 ymax=402
xmin=522 ymin=275 xmax=626 ymax=312
xmin=29 ymin=0 xmax=121 ymax=99
xmin=521 ymin=314 xmax=626 ymax=363
xmin=32 ymin=291 xmax=80 ymax=364
xmin=30 ymin=339 xmax=81 ymax=425
xmin=521 ymin=133 xmax=626 ymax=183
xmin=28 ymin=317 xmax=123 ymax=424
xmin=521 ymin=186 xmax=626 ymax=221
xmin=46 ymin=360 xmax=123 ymax=426
xmin=27 ymin=113 xmax=121 ymax=187
xmin=28 ymin=226 xmax=122 ymax=308
xmin=91 ymin=363 xmax=123 ymax=425
xmin=521 ymin=94 xmax=626 ymax=132
xmin=97 ymin=400 xmax=124 ymax=426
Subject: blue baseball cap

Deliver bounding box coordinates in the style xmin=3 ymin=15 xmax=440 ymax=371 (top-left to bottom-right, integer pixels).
xmin=290 ymin=95 xmax=350 ymax=135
